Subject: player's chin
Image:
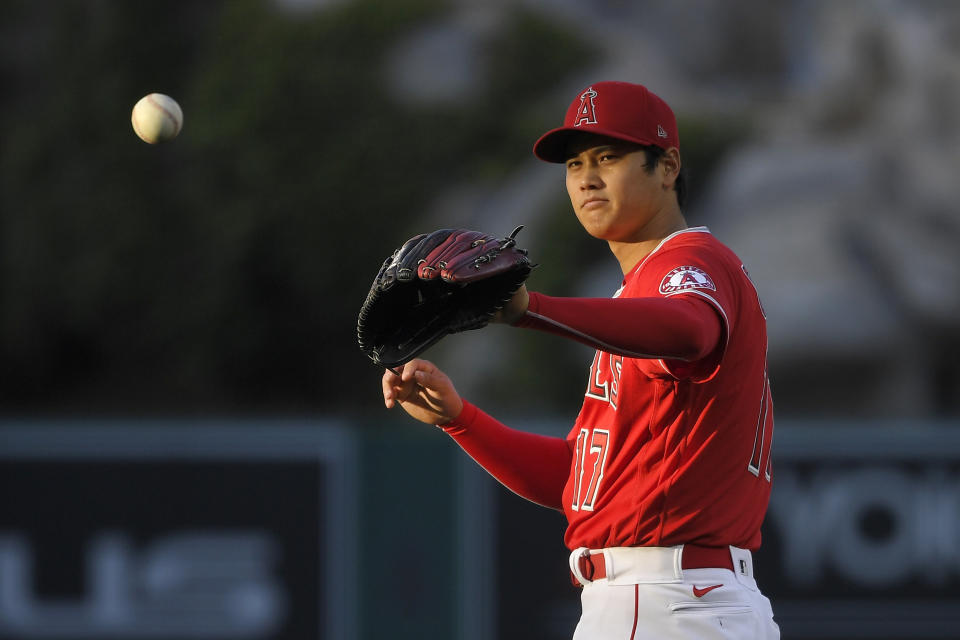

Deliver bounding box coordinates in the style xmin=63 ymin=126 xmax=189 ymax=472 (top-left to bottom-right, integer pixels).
xmin=578 ymin=219 xmax=622 ymax=242
xmin=575 ymin=214 xmax=606 ymax=238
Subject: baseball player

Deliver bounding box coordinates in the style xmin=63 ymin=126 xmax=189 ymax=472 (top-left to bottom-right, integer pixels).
xmin=382 ymin=81 xmax=779 ymax=639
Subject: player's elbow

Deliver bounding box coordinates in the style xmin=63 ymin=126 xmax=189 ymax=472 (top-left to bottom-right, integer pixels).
xmin=671 ymin=335 xmax=716 ymax=362
xmin=669 ymin=305 xmax=724 ymax=362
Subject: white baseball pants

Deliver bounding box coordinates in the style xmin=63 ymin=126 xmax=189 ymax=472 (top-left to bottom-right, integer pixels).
xmin=569 ymin=545 xmax=779 ymax=640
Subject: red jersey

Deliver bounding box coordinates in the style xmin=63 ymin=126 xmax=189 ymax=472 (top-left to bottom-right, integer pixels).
xmin=559 ymin=227 xmax=773 ymax=551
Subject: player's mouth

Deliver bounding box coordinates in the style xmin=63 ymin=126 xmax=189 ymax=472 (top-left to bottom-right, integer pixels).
xmin=581 ymin=197 xmax=608 ymax=210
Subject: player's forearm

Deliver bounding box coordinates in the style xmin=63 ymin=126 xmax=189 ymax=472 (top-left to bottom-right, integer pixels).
xmin=514 ymin=292 xmax=722 ymax=361
xmin=440 ymin=401 xmax=570 ymax=510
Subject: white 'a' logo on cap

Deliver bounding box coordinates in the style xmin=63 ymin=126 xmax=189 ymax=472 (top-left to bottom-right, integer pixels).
xmin=575 ymin=88 xmax=598 ymax=127
xmin=657 ymin=125 xmax=668 ymax=138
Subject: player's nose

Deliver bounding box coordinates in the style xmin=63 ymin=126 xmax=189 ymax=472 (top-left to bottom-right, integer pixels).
xmin=578 ymin=167 xmax=603 ymax=189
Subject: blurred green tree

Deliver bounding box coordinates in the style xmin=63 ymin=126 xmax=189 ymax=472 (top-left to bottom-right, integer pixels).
xmin=0 ymin=0 xmax=598 ymax=415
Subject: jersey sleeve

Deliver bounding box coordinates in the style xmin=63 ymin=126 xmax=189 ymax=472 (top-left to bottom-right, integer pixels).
xmin=626 ymin=245 xmax=739 ymax=382
xmin=516 ymin=293 xmax=722 ymax=362
xmin=440 ymin=400 xmax=571 ymax=510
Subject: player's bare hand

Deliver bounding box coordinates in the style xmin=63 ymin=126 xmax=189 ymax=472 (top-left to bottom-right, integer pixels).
xmin=382 ymin=359 xmax=464 ymax=425
xmin=493 ymin=284 xmax=529 ymax=324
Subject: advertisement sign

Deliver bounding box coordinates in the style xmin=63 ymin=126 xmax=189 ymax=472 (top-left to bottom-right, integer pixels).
xmin=756 ymin=423 xmax=960 ymax=639
xmin=0 ymin=422 xmax=356 ymax=640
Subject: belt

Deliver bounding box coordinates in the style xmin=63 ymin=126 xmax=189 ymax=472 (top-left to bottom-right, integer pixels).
xmin=572 ymin=544 xmax=734 ymax=585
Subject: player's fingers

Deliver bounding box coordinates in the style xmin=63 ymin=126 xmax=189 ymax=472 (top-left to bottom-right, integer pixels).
xmin=383 ymin=366 xmax=412 ymax=408
xmin=413 ymin=368 xmax=457 ymax=401
xmin=383 ymin=367 xmax=400 ymax=386
xmin=382 ymin=369 xmax=399 ymax=408
xmin=400 ymin=358 xmax=434 ymax=382
xmin=413 ymin=367 xmax=442 ymax=390
xmin=414 ymin=368 xmax=463 ymax=422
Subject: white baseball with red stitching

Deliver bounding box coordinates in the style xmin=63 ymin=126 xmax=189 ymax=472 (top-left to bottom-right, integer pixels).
xmin=131 ymin=93 xmax=183 ymax=144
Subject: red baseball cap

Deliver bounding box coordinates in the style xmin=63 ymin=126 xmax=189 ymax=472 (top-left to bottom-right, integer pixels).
xmin=533 ymin=81 xmax=679 ymax=163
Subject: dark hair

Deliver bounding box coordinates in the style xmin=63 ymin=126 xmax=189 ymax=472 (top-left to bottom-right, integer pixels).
xmin=640 ymin=145 xmax=687 ymax=210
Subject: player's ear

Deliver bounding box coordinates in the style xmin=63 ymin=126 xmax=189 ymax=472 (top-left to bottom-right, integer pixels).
xmin=660 ymin=147 xmax=681 ymax=190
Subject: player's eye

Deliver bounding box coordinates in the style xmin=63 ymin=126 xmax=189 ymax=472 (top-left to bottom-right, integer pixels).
xmin=599 ymin=153 xmax=618 ymax=162
xmin=566 ymin=159 xmax=582 ymax=169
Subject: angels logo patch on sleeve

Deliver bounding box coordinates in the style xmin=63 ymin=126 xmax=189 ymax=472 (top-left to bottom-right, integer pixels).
xmin=659 ymin=266 xmax=717 ymax=294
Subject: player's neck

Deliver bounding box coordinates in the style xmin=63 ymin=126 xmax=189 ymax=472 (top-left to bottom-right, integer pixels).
xmin=609 ymin=207 xmax=688 ymax=275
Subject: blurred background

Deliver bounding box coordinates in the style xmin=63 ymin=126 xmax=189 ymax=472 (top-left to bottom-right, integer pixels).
xmin=1 ymin=0 xmax=958 ymax=638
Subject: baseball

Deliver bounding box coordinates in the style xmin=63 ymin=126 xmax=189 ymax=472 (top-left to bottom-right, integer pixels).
xmin=131 ymin=93 xmax=183 ymax=144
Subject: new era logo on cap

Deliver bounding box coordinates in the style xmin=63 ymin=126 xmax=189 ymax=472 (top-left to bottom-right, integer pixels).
xmin=533 ymin=81 xmax=680 ymax=163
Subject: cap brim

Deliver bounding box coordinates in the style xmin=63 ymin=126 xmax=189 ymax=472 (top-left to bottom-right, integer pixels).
xmin=532 ymin=126 xmax=667 ymax=163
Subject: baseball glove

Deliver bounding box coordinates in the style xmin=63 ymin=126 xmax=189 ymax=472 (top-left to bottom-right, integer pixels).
xmin=357 ymin=226 xmax=534 ymax=369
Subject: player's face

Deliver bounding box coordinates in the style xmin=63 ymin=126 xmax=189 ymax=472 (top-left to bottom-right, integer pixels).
xmin=564 ymin=135 xmax=678 ymax=244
